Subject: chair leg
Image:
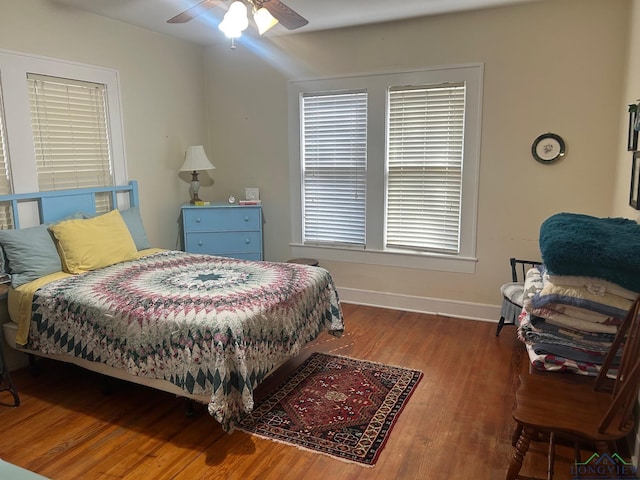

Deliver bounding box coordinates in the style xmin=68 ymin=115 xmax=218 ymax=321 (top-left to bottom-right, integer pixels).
xmin=496 ymin=316 xmax=506 ymax=336
xmin=506 ymin=425 xmax=534 ymax=480
xmin=593 ymin=441 xmax=620 ymax=480
xmin=595 ymin=440 xmax=611 ymax=455
xmin=548 ymin=432 xmax=555 ymax=480
xmin=511 ymin=423 xmax=523 ymax=447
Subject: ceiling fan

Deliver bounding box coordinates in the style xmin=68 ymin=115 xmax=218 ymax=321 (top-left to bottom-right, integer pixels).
xmin=167 ymin=0 xmax=308 ymax=36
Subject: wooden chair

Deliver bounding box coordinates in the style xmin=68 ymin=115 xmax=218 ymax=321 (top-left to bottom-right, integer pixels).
xmin=496 ymin=258 xmax=542 ymax=336
xmin=506 ymin=296 xmax=640 ymax=479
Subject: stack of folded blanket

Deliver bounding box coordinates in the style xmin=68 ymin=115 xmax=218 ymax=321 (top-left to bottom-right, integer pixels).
xmin=516 ymin=212 xmax=640 ymax=376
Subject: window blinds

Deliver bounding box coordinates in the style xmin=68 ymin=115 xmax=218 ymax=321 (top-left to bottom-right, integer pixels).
xmin=28 ymin=73 xmax=113 ymax=211
xmin=386 ymin=83 xmax=465 ymax=254
xmin=0 ymin=88 xmax=12 ymax=228
xmin=301 ymin=91 xmax=367 ymax=246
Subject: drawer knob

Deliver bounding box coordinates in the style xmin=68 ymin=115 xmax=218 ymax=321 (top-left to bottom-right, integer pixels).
xmin=195 ymin=217 xmax=201 ymax=223
xmin=244 ymin=216 xmax=249 ymax=222
xmin=198 ymin=240 xmax=203 ymax=246
xmin=245 ymin=238 xmax=251 ymax=244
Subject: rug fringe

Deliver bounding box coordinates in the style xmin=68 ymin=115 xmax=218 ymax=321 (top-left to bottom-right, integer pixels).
xmin=319 ymin=351 xmax=424 ymax=375
xmin=236 ymin=428 xmax=375 ymax=468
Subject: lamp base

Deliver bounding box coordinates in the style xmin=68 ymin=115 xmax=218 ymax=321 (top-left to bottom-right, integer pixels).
xmin=189 ymin=171 xmax=201 ymax=204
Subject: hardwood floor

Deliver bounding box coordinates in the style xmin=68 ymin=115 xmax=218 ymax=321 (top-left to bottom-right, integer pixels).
xmin=0 ymin=303 xmax=597 ymax=479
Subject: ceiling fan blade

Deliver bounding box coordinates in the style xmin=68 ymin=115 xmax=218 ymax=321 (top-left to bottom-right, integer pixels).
xmin=258 ymin=0 xmax=308 ymax=30
xmin=167 ymin=0 xmax=224 ymax=23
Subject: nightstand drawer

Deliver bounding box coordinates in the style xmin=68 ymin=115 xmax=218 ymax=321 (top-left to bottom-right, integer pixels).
xmin=185 ymin=231 xmax=262 ymax=255
xmin=182 ymin=207 xmax=260 ymax=232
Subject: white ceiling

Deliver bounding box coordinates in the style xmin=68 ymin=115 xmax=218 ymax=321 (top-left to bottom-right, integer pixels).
xmin=49 ymin=0 xmax=538 ymax=45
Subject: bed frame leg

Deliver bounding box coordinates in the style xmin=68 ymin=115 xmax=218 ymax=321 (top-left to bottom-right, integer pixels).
xmin=28 ymin=354 xmax=40 ymax=376
xmin=102 ymin=377 xmax=116 ymax=395
xmin=185 ymin=399 xmax=195 ymax=417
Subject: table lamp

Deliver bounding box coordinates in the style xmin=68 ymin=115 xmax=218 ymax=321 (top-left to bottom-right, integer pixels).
xmin=179 ymin=146 xmax=216 ymax=204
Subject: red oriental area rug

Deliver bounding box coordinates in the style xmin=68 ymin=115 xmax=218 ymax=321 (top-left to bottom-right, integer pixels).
xmin=237 ymin=352 xmax=423 ymax=466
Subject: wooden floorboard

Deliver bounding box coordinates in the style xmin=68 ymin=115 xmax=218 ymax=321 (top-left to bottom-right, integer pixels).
xmin=0 ymin=303 xmax=601 ymax=479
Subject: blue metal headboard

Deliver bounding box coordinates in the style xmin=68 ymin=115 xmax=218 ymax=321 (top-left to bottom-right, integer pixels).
xmin=0 ymin=180 xmax=139 ymax=228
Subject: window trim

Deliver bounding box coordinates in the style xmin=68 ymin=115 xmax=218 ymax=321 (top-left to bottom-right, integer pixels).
xmin=288 ymin=64 xmax=483 ymax=273
xmin=0 ymin=48 xmax=127 ymax=195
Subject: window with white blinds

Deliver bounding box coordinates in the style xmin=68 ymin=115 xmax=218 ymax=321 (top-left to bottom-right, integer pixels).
xmin=289 ymin=64 xmax=482 ymax=272
xmin=301 ymin=91 xmax=367 ymax=245
xmin=386 ymin=83 xmax=465 ymax=254
xmin=28 ymin=73 xmax=114 ymax=212
xmin=0 ymin=51 xmax=127 ymax=225
xmin=0 ymin=87 xmax=13 ymax=228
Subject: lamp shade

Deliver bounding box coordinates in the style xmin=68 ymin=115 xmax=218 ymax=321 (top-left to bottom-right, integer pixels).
xmin=254 ymin=7 xmax=278 ymax=35
xmin=179 ymin=146 xmax=215 ymax=172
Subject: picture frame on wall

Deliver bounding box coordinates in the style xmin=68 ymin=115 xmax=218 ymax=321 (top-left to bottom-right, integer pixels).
xmin=630 ymin=152 xmax=640 ymax=209
xmin=628 ymin=104 xmax=638 ymax=151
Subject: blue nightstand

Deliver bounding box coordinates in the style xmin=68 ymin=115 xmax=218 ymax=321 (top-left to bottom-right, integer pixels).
xmin=181 ymin=204 xmax=263 ymax=261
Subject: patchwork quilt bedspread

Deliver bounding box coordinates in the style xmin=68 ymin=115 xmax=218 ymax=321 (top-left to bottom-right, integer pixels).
xmin=26 ymin=251 xmax=344 ymax=432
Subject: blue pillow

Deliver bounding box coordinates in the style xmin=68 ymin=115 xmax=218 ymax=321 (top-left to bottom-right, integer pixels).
xmin=0 ymin=224 xmax=62 ymax=288
xmin=120 ymin=206 xmax=151 ymax=250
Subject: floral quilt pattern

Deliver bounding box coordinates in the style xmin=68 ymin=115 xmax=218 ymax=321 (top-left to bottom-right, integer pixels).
xmin=27 ymin=251 xmax=344 ymax=431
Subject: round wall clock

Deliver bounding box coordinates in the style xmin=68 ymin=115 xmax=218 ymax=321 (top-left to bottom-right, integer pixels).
xmin=531 ymin=133 xmax=566 ymax=164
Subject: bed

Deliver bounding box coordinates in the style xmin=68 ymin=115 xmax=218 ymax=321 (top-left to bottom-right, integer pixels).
xmin=0 ymin=181 xmax=344 ymax=432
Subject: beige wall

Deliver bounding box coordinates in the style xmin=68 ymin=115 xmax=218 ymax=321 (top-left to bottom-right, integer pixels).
xmin=613 ymin=0 xmax=640 ymax=219
xmin=0 ymin=0 xmax=208 ymax=250
xmin=204 ymin=0 xmax=630 ymax=314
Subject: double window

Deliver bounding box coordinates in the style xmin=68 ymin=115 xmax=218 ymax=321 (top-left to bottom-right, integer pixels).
xmin=288 ymin=65 xmax=483 ymax=273
xmin=0 ymin=49 xmax=127 ymax=226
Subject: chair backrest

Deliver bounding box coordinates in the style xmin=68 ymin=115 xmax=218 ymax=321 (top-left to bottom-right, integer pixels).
xmin=595 ymin=296 xmax=640 ymax=435
xmin=509 ymin=258 xmax=542 ymax=283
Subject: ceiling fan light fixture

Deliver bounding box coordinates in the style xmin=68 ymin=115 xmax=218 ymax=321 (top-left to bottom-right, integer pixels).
xmin=219 ymin=1 xmax=249 ymax=38
xmin=218 ymin=20 xmax=242 ymax=38
xmin=168 ymin=0 xmax=309 ymax=32
xmin=253 ymin=7 xmax=279 ymax=35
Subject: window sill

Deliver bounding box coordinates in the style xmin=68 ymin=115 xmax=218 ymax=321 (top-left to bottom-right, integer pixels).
xmin=289 ymin=244 xmax=477 ymax=274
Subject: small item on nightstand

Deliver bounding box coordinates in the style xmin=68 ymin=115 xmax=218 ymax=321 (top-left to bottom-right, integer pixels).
xmin=194 ymin=201 xmax=210 ymax=206
xmin=239 ymin=199 xmax=261 ymax=206
xmin=228 ymin=196 xmax=236 ymax=204
xmin=245 ymin=187 xmax=260 ymax=201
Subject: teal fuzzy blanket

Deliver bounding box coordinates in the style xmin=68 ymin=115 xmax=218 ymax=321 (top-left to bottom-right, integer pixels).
xmin=539 ymin=212 xmax=640 ymax=293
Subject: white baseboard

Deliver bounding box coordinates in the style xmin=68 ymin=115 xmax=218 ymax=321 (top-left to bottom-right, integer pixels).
xmin=337 ymin=286 xmax=501 ymax=323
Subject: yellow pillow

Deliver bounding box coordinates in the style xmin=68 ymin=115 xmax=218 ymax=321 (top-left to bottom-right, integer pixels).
xmin=48 ymin=209 xmax=138 ymax=274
